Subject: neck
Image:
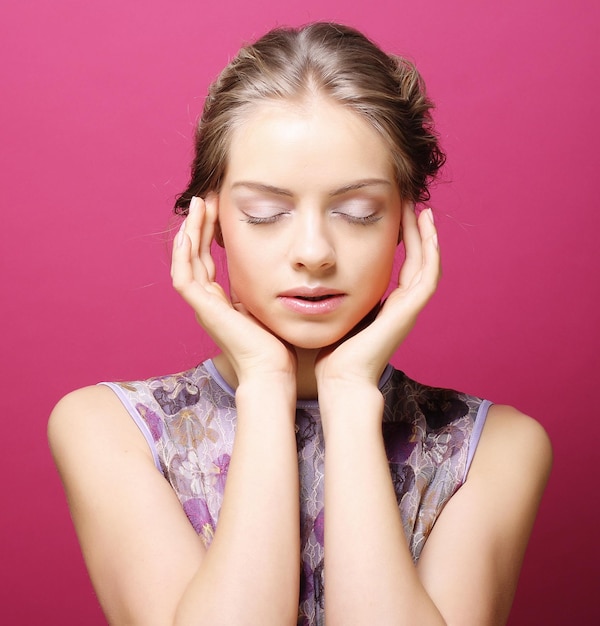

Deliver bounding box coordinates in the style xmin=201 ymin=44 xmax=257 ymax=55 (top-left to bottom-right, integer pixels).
xmin=294 ymin=349 xmax=320 ymax=400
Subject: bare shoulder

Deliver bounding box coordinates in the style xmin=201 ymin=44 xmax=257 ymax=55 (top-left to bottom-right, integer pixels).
xmin=458 ymin=403 xmax=553 ymax=560
xmin=473 ymin=404 xmax=553 ymax=488
xmin=48 ymin=384 xmax=147 ymax=462
xmin=49 ymin=384 xmax=137 ymax=433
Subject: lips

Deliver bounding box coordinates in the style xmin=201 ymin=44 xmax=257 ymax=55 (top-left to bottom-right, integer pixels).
xmin=279 ymin=286 xmax=344 ymax=298
xmin=278 ymin=287 xmax=346 ymax=315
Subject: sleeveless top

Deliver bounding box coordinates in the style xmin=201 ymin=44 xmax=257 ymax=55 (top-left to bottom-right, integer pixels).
xmin=100 ymin=360 xmax=490 ymax=626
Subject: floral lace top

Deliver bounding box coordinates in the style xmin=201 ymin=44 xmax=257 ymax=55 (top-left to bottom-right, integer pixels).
xmin=100 ymin=360 xmax=490 ymax=626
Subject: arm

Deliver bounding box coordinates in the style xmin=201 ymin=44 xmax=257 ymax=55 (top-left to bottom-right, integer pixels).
xmin=49 ymin=196 xmax=300 ymax=625
xmin=174 ymin=374 xmax=300 ymax=625
xmin=321 ymin=383 xmax=447 ymax=625
xmin=320 ymin=392 xmax=551 ymax=625
xmin=317 ymin=205 xmax=551 ymax=624
xmin=416 ymin=404 xmax=552 ymax=625
xmin=49 ymin=381 xmax=299 ymax=626
xmin=49 ymin=385 xmax=205 ymax=626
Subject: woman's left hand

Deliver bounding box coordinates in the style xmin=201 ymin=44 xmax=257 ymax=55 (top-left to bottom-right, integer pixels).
xmin=315 ymin=203 xmax=440 ymax=393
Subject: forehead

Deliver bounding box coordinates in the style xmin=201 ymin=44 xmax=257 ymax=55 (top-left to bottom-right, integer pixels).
xmin=224 ymin=98 xmax=395 ymax=192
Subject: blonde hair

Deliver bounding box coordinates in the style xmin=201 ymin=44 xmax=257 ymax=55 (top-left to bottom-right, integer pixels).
xmin=175 ymin=22 xmax=445 ymax=213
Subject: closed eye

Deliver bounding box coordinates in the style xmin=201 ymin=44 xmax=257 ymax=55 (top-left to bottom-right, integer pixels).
xmin=330 ymin=198 xmax=384 ymax=225
xmin=331 ymin=206 xmax=383 ymax=225
xmin=337 ymin=213 xmax=382 ymax=225
xmin=241 ymin=211 xmax=288 ymax=225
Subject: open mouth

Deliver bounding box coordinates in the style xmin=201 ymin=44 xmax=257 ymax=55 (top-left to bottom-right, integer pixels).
xmin=279 ymin=291 xmax=345 ymax=314
xmin=295 ymin=295 xmax=334 ymax=301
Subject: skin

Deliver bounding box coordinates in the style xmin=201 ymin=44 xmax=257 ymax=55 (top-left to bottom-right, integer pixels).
xmin=48 ymin=96 xmax=552 ymax=625
xmin=211 ymin=98 xmax=406 ymax=397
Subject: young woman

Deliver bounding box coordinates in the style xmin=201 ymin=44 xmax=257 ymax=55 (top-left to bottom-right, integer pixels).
xmin=49 ymin=22 xmax=552 ymax=626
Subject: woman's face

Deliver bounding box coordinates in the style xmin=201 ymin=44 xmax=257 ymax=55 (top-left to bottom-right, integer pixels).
xmin=217 ymin=97 xmax=402 ymax=351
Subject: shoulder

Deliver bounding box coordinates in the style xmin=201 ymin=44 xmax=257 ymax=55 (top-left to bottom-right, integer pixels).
xmin=49 ymin=384 xmax=130 ymax=437
xmin=47 ymin=361 xmax=228 ymax=473
xmin=455 ymin=404 xmax=553 ymax=567
xmin=111 ymin=361 xmax=234 ymax=418
xmin=48 ymin=385 xmax=152 ymax=473
xmin=470 ymin=404 xmax=553 ymax=489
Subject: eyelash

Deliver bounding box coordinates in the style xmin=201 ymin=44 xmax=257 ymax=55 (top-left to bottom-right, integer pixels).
xmin=241 ymin=210 xmax=382 ymax=226
xmin=242 ymin=213 xmax=286 ymax=225
xmin=336 ymin=213 xmax=382 ymax=226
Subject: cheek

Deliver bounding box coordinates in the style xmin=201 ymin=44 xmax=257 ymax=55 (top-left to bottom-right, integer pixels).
xmin=222 ymin=236 xmax=270 ymax=306
xmin=364 ymin=234 xmax=398 ymax=275
xmin=224 ymin=259 xmax=254 ymax=310
xmin=368 ymin=241 xmax=399 ymax=300
xmin=224 ymin=248 xmax=252 ymax=289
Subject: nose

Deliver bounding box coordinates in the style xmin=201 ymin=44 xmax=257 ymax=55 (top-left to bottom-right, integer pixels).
xmin=289 ymin=211 xmax=336 ymax=272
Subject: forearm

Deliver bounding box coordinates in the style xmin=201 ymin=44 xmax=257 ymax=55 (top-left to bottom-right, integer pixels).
xmin=321 ymin=384 xmax=446 ymax=626
xmin=175 ymin=378 xmax=300 ymax=626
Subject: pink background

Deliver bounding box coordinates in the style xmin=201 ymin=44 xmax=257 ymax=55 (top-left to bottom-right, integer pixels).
xmin=2 ymin=1 xmax=598 ymax=623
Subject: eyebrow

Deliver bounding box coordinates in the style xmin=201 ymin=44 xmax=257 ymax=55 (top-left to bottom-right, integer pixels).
xmin=329 ymin=179 xmax=392 ymax=196
xmin=230 ymin=179 xmax=391 ymax=198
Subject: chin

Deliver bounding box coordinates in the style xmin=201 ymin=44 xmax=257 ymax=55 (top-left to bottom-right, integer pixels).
xmin=256 ymin=303 xmax=382 ymax=352
xmin=275 ymin=326 xmax=355 ymax=352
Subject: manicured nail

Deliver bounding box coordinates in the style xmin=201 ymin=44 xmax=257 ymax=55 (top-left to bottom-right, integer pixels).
xmin=432 ymin=233 xmax=439 ymax=249
xmin=427 ymin=208 xmax=435 ymax=224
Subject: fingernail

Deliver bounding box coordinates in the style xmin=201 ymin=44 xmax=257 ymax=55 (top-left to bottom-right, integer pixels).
xmin=189 ymin=196 xmax=197 ymax=213
xmin=427 ymin=208 xmax=435 ymax=224
xmin=432 ymin=233 xmax=439 ymax=249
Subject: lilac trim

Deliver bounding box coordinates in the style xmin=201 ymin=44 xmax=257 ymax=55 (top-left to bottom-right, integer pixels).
xmin=378 ymin=363 xmax=394 ymax=389
xmin=296 ymin=397 xmax=319 ymax=410
xmin=97 ymin=382 xmax=162 ymax=472
xmin=204 ymin=359 xmax=235 ymax=397
xmin=462 ymin=399 xmax=493 ymax=483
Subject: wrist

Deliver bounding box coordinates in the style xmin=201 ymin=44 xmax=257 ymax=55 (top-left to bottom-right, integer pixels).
xmin=316 ymin=363 xmax=384 ymax=395
xmin=212 ymin=353 xmax=296 ymax=397
xmin=319 ymin=383 xmax=384 ymax=438
xmin=236 ymin=371 xmax=296 ymax=391
xmin=235 ymin=375 xmax=297 ymax=414
xmin=318 ymin=378 xmax=382 ymax=406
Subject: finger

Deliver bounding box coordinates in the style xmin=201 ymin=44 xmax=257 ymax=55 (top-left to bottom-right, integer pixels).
xmin=185 ymin=196 xmax=202 ymax=249
xmin=186 ymin=196 xmax=206 ymax=279
xmin=199 ymin=194 xmax=218 ymax=282
xmin=398 ymin=202 xmax=423 ymax=286
xmin=172 ymin=227 xmax=234 ymax=334
xmin=171 ymin=224 xmax=194 ymax=295
xmin=172 ymin=221 xmax=208 ymax=295
xmin=170 ymin=218 xmax=187 ymax=280
xmin=416 ymin=208 xmax=441 ymax=294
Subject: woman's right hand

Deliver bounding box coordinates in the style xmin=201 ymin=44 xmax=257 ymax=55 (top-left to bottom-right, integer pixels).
xmin=171 ymin=196 xmax=296 ymax=384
